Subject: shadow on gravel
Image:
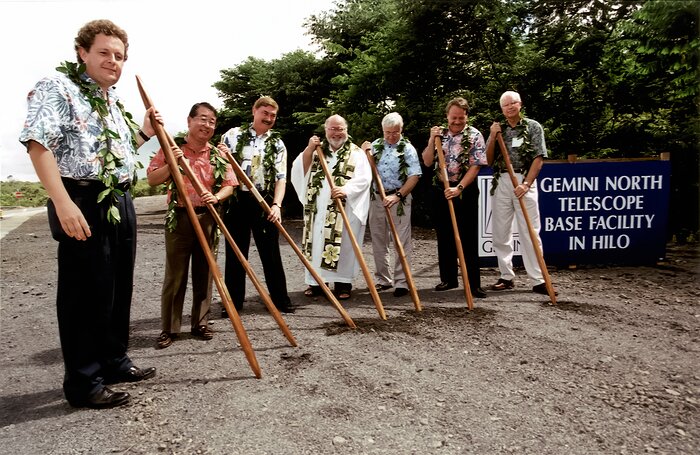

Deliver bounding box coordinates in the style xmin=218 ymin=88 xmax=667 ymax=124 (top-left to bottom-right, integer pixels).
xmin=29 ymin=347 xmax=63 ymax=366
xmin=323 ymin=306 xmax=497 ymax=336
xmin=0 ymin=389 xmax=68 ymax=428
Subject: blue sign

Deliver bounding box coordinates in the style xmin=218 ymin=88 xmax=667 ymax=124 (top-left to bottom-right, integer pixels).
xmin=477 ymin=160 xmax=671 ymax=266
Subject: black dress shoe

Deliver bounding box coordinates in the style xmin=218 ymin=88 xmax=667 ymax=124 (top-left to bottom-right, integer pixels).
xmin=393 ymin=287 xmax=409 ymax=297
xmin=71 ymin=387 xmax=130 ymax=409
xmin=106 ymin=366 xmax=156 ymax=384
xmin=471 ymin=287 xmax=487 ymax=298
xmin=434 ymin=282 xmax=458 ymax=291
xmin=222 ymin=303 xmax=243 ymax=318
xmin=532 ymin=283 xmax=558 ymax=296
xmin=277 ymin=304 xmax=296 ymax=314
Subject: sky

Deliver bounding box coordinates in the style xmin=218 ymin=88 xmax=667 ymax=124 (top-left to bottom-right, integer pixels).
xmin=0 ymin=0 xmax=336 ymax=182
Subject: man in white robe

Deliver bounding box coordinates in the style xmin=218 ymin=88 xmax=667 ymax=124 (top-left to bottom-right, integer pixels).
xmin=291 ymin=115 xmax=371 ymax=299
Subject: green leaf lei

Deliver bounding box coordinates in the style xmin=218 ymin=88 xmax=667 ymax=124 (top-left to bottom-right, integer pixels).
xmin=57 ymin=61 xmax=142 ymax=224
xmin=302 ymin=138 xmax=355 ymax=271
xmin=234 ymin=123 xmax=282 ymax=193
xmin=490 ymin=116 xmax=534 ymax=195
xmin=372 ymin=137 xmax=410 ymax=216
xmin=431 ymin=126 xmax=473 ymax=192
xmin=163 ymin=136 xmax=229 ymax=232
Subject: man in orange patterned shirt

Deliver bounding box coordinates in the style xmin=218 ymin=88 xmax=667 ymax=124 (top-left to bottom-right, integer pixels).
xmin=147 ymin=102 xmax=237 ymax=349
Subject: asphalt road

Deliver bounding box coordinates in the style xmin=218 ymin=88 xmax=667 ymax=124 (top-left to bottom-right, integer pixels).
xmin=0 ymin=207 xmax=47 ymax=240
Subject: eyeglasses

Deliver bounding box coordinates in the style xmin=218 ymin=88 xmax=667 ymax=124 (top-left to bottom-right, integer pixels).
xmin=195 ymin=115 xmax=217 ymax=127
xmin=327 ymin=126 xmax=346 ymax=132
xmin=383 ymin=130 xmax=401 ymax=136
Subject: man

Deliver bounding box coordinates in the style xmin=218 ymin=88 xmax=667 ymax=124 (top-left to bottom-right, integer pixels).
xmin=361 ymin=112 xmax=421 ymax=298
xmin=422 ymin=97 xmax=487 ymax=298
xmin=19 ymin=19 xmax=157 ymax=409
xmin=147 ymin=102 xmax=236 ymax=349
xmin=219 ymin=96 xmax=293 ymax=315
xmin=486 ymin=90 xmax=552 ymax=295
xmin=291 ymin=115 xmax=372 ymax=300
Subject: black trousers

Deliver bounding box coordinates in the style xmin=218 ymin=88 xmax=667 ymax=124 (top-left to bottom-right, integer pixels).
xmin=431 ymin=183 xmax=482 ymax=291
xmin=49 ymin=179 xmax=136 ymax=403
xmin=223 ymin=191 xmax=291 ymax=309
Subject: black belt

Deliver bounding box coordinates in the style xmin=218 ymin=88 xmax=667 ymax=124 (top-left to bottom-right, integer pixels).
xmin=240 ymin=189 xmax=272 ymax=199
xmin=384 ymin=189 xmax=398 ymax=195
xmin=62 ymin=177 xmax=131 ymax=192
xmin=501 ymin=168 xmax=525 ymax=174
xmin=175 ymin=206 xmax=209 ymax=214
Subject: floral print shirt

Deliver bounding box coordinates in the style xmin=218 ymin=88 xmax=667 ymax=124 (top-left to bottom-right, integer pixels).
xmin=221 ymin=126 xmax=286 ymax=193
xmin=501 ymin=118 xmax=548 ymax=170
xmin=19 ymin=72 xmax=137 ymax=183
xmin=372 ymin=137 xmax=422 ymax=192
xmin=440 ymin=126 xmax=487 ymax=183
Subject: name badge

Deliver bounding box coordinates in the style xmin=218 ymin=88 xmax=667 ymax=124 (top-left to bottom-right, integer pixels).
xmin=512 ymin=137 xmax=524 ymax=147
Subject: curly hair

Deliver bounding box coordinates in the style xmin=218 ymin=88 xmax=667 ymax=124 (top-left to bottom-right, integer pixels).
xmin=74 ymin=19 xmax=129 ymax=63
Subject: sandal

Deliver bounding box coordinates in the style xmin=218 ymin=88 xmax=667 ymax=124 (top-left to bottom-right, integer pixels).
xmin=304 ymin=285 xmax=322 ymax=297
xmin=491 ymin=278 xmax=515 ymax=291
xmin=335 ymin=283 xmax=352 ymax=300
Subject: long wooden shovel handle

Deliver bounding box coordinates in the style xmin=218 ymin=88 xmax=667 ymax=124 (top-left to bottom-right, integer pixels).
xmin=314 ymin=146 xmax=386 ymax=320
xmin=220 ymin=149 xmax=356 ymax=328
xmin=364 ymin=148 xmax=422 ymax=311
xmin=495 ymin=133 xmax=557 ymax=305
xmin=163 ymin=135 xmax=297 ymax=346
xmin=136 ymin=76 xmax=262 ymax=377
xmin=433 ymin=139 xmax=474 ymax=309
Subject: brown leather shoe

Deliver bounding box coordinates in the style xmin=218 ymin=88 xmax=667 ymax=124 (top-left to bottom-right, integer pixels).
xmin=490 ymin=278 xmax=514 ymax=291
xmin=157 ymin=331 xmax=174 ymax=349
xmin=191 ymin=325 xmax=214 ymax=340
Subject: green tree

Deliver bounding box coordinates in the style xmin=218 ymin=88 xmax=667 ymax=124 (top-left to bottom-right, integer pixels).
xmin=213 ymin=50 xmax=336 ymax=215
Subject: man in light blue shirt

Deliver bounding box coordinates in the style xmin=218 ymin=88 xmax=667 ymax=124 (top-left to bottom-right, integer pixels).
xmin=361 ymin=112 xmax=421 ymax=297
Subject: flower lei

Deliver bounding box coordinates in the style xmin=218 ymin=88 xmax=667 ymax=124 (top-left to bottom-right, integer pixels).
xmin=57 ymin=61 xmax=142 ymax=224
xmin=490 ymin=116 xmax=534 ymax=195
xmin=163 ymin=136 xmax=229 ymax=232
xmin=302 ymin=139 xmax=355 ymax=271
xmin=234 ymin=123 xmax=282 ymax=193
xmin=371 ymin=137 xmax=410 ymax=216
xmin=431 ymin=126 xmax=473 ymax=190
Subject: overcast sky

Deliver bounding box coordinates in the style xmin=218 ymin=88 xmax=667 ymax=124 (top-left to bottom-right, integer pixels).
xmin=0 ymin=0 xmax=335 ymax=181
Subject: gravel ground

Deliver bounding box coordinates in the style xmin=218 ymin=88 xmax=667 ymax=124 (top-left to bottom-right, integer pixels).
xmin=1 ymin=195 xmax=698 ymax=454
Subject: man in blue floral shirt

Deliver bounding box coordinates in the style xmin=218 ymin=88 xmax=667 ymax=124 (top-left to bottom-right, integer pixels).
xmin=422 ymin=97 xmax=487 ymax=298
xmin=361 ymin=112 xmax=421 ymax=298
xmin=19 ymin=19 xmax=158 ymax=409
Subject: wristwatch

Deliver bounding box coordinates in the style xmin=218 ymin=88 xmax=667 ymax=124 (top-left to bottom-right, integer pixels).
xmin=396 ymin=191 xmax=403 ymax=200
xmin=457 ymin=184 xmax=464 ymax=191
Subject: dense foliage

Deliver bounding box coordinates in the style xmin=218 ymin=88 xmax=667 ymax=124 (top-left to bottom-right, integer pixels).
xmin=0 ymin=180 xmax=163 ymax=209
xmin=211 ymin=0 xmax=698 ymax=239
xmin=7 ymin=1 xmax=695 ymax=240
